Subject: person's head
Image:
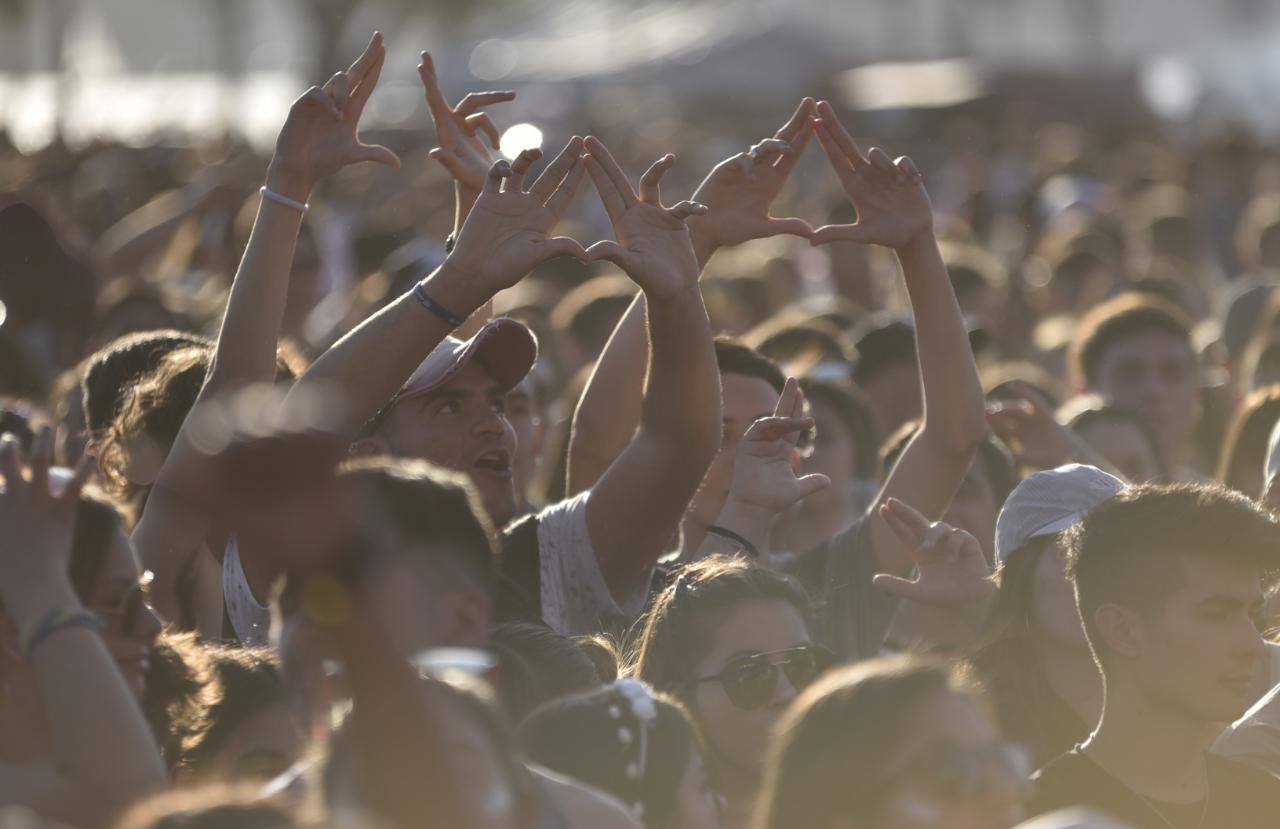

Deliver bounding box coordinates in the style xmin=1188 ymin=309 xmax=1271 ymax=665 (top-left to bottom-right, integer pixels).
xmin=686 ymin=340 xmax=784 ymax=531
xmin=519 ymin=680 xmax=722 ymax=829
xmin=943 ymin=242 xmax=1007 ymax=332
xmin=549 ymin=275 xmax=635 ymax=377
xmin=1066 ymin=484 xmax=1280 ymax=723
xmin=1069 ymin=294 xmax=1199 ymax=465
xmin=81 ymin=329 xmax=212 ymax=446
xmin=354 ymin=318 xmax=537 ymax=528
xmin=883 ymin=424 xmax=1017 ymax=561
xmin=631 ymin=556 xmax=820 ymax=781
xmin=490 ymin=622 xmax=603 ymax=724
xmin=274 ymin=458 xmax=497 ymax=725
xmin=853 ymin=318 xmax=920 ymax=436
xmin=1216 ymin=385 xmax=1280 ymax=497
xmin=1234 ymin=192 xmax=1280 ymax=274
xmin=1064 ymin=400 xmax=1166 ymax=484
xmin=0 ymin=486 xmax=162 ymax=705
xmin=785 ymin=380 xmax=879 ymax=522
xmin=177 ymin=646 xmax=306 ymax=786
xmin=756 ymin=656 xmax=1026 ymax=829
xmin=1048 ymin=248 xmax=1113 ymax=317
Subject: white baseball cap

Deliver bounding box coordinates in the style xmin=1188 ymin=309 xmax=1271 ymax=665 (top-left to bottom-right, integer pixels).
xmin=994 ymin=464 xmax=1125 ymax=566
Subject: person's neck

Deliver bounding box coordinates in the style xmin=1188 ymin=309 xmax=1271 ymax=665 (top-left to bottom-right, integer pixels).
xmin=1036 ymin=638 xmax=1104 ymax=730
xmin=1081 ymin=676 xmax=1213 ymax=804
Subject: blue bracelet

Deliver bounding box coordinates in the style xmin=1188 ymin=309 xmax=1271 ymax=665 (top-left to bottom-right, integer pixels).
xmin=413 ymin=284 xmax=466 ymax=327
xmin=19 ymin=607 xmax=103 ymax=660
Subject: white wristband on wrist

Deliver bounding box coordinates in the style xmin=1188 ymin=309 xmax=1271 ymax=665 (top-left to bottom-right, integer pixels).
xmin=259 ymin=185 xmax=309 ymax=214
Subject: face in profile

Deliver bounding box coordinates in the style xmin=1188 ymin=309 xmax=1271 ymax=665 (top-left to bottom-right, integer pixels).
xmin=686 ymin=598 xmax=816 ymax=776
xmin=871 ymin=689 xmax=1026 ymax=829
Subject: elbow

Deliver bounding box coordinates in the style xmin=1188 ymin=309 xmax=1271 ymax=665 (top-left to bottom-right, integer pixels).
xmin=922 ymin=414 xmax=987 ymax=463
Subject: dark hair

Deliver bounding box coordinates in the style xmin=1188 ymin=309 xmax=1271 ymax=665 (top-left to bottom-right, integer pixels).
xmin=1215 ymin=385 xmax=1280 ymax=495
xmin=1065 ymin=483 xmax=1280 ymax=670
xmin=180 ymin=646 xmax=292 ymax=778
xmin=551 ymin=275 xmax=635 ymax=355
xmin=337 ymin=457 xmax=498 ymax=589
xmin=518 ymin=683 xmax=703 ymax=829
xmin=852 ymin=318 xmax=915 ymax=386
xmin=630 ymin=556 xmax=813 ymax=698
xmin=1069 ymin=293 xmax=1193 ymax=390
xmin=490 ymin=623 xmax=604 ymax=724
xmin=82 ymin=331 xmax=212 ymax=439
xmin=715 ymin=337 xmax=785 ymax=394
xmin=800 ymin=379 xmax=881 ymax=479
xmin=746 ymin=318 xmax=853 ymax=369
xmin=755 ymin=656 xmax=984 ymax=829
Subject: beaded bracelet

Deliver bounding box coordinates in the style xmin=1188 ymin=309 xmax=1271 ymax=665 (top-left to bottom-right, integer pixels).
xmin=19 ymin=607 xmax=103 ymax=660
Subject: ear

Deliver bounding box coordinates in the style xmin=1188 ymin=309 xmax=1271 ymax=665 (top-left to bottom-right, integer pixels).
xmin=1094 ymin=603 xmax=1144 ymax=660
xmin=350 ymin=435 xmax=389 ymax=458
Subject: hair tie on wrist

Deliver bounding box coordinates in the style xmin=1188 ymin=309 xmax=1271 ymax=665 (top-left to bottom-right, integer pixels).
xmin=706 ymin=524 xmax=762 ymax=559
xmin=260 ymin=185 xmax=309 ymax=214
xmin=413 ymin=284 xmax=466 ymax=327
xmin=19 ymin=608 xmax=103 ymax=660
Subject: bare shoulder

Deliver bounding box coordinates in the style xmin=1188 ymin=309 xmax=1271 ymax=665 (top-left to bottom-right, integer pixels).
xmin=528 ymin=765 xmax=643 ymax=829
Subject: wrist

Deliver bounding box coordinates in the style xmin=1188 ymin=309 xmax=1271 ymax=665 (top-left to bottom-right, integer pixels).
xmin=421 ymin=261 xmax=492 ymax=322
xmin=265 ymin=159 xmax=315 ymax=204
xmin=714 ymin=497 xmax=776 ymax=548
xmin=686 ymin=220 xmax=719 ymax=268
xmin=5 ymin=577 xmax=81 ymax=627
xmin=893 ymin=228 xmax=938 ymax=259
xmin=454 ymin=184 xmax=481 ymax=234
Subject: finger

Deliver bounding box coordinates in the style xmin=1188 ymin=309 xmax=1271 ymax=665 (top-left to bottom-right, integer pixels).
xmin=529 ymin=136 xmax=585 ymax=202
xmin=347 ymin=46 xmax=386 ymax=122
xmin=346 ymin=31 xmax=383 ymax=81
xmin=455 ymin=91 xmax=516 ymax=119
xmin=639 ymin=154 xmax=674 ymax=205
xmin=872 ymin=573 xmax=922 ymax=601
xmin=537 ymin=236 xmax=589 ymax=263
xmin=0 ymin=434 xmax=21 ymax=488
xmin=418 ymin=52 xmax=456 ymax=134
xmin=897 ymin=155 xmax=923 ymax=182
xmin=464 ymin=113 xmax=501 ymax=151
xmin=775 ymin=97 xmax=815 ymax=144
xmin=921 ymin=522 xmax=948 ymax=555
xmin=812 ymin=119 xmax=857 ymax=185
xmin=880 ymin=501 xmax=925 ymax=551
xmin=796 ymin=473 xmax=832 ymax=498
xmin=485 ymin=159 xmax=512 ymax=193
xmin=884 ymin=497 xmax=932 ymax=536
xmin=745 ymin=416 xmax=815 ymax=443
xmin=774 ymin=119 xmax=813 ymax=175
xmin=868 ymin=146 xmax=898 ymax=177
xmin=585 ymin=239 xmax=631 ymax=270
xmin=750 ymin=138 xmax=794 ymax=164
xmin=810 ymin=224 xmax=873 ymax=246
xmin=583 ymin=154 xmax=628 ymax=224
xmin=773 ymin=377 xmax=800 ymax=418
xmin=300 ymin=86 xmax=340 ymax=120
xmin=29 ymin=426 xmax=52 ymax=494
xmin=583 ymin=136 xmax=638 ymax=206
xmin=62 ymin=452 xmax=95 ymax=500
xmin=545 ymin=155 xmax=587 ymax=216
xmin=815 ymin=100 xmax=869 ymax=167
xmin=355 ymin=142 xmax=402 ymax=169
xmin=324 ymin=72 xmax=350 ymax=113
xmin=428 ymin=147 xmax=469 ymax=180
xmin=506 ymin=147 xmax=543 ymax=191
xmin=728 ymin=152 xmax=757 ymax=183
xmin=667 ymin=201 xmax=708 ymax=221
xmin=765 ymin=216 xmax=815 ymax=238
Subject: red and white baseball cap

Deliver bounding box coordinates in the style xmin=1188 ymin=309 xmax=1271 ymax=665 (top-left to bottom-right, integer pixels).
xmin=397 ymin=317 xmax=538 ymax=403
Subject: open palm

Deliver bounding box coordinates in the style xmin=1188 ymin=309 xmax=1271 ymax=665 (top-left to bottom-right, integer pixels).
xmin=872 ymin=498 xmax=995 ymax=608
xmin=447 ymin=138 xmax=588 ymax=294
xmin=728 ymin=379 xmax=830 ymax=514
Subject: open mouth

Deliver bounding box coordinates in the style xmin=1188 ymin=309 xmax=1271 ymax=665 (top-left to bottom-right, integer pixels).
xmin=473 ymin=449 xmax=513 ymax=476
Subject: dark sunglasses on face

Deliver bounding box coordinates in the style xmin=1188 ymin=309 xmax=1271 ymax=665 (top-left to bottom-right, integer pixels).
xmin=689 ymin=645 xmax=832 ymax=710
xmin=887 ymin=741 xmax=1032 ymax=802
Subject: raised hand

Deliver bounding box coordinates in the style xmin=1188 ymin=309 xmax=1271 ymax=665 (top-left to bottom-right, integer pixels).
xmin=686 ymin=98 xmax=815 ymax=256
xmin=582 ymin=136 xmax=707 ymax=300
xmin=418 ymin=52 xmax=514 ymax=220
xmin=445 ymin=138 xmax=588 ymax=297
xmin=0 ymin=428 xmax=93 ymax=611
xmin=871 ymin=498 xmax=995 ymax=609
xmin=809 ymin=100 xmax=932 ymax=251
xmin=726 ymin=378 xmax=831 ymax=514
xmin=269 ymin=32 xmax=400 ymax=200
xmin=987 ymin=382 xmax=1072 ymax=471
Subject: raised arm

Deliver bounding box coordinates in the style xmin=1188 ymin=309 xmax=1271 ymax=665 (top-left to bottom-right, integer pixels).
xmin=0 ymin=432 xmax=166 ymax=826
xmin=567 ymin=100 xmax=815 ymax=496
xmin=810 ymin=101 xmax=987 ymax=577
xmin=132 ymin=33 xmax=400 ymax=629
xmin=285 ymin=139 xmax=588 ymax=446
xmin=572 ymin=137 xmax=720 ymax=600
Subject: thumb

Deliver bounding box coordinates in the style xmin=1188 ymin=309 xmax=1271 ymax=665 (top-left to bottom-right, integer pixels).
xmin=871 ymin=573 xmax=920 ymax=601
xmin=585 ymin=240 xmax=630 ymax=269
xmin=795 ymin=473 xmax=831 ymax=498
xmin=538 ymin=236 xmax=589 ymax=263
xmin=810 ymin=223 xmax=872 ymax=246
xmin=357 ymin=143 xmax=401 ymax=169
xmin=765 ymin=216 xmax=815 ymax=238
xmin=428 ymin=147 xmax=468 ymax=179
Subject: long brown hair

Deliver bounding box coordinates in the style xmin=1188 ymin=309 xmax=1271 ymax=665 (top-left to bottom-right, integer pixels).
xmin=1216 ymin=384 xmax=1280 ymax=495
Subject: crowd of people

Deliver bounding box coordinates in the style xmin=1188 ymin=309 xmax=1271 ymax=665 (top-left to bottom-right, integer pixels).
xmin=5 ymin=28 xmax=1280 ymax=829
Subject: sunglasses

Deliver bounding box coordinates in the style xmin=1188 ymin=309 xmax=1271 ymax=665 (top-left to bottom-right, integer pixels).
xmin=886 ymin=741 xmax=1031 ymax=801
xmin=690 ymin=645 xmax=831 ymax=710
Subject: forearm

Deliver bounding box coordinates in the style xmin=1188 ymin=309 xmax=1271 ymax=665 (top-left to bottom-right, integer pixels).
xmin=638 ymin=285 xmax=721 ymax=465
xmin=567 ymin=292 xmax=648 ymax=495
xmin=11 ymin=581 xmax=166 ymax=817
xmin=288 ymin=263 xmax=489 ymax=443
xmin=898 ymin=235 xmax=986 ymax=454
